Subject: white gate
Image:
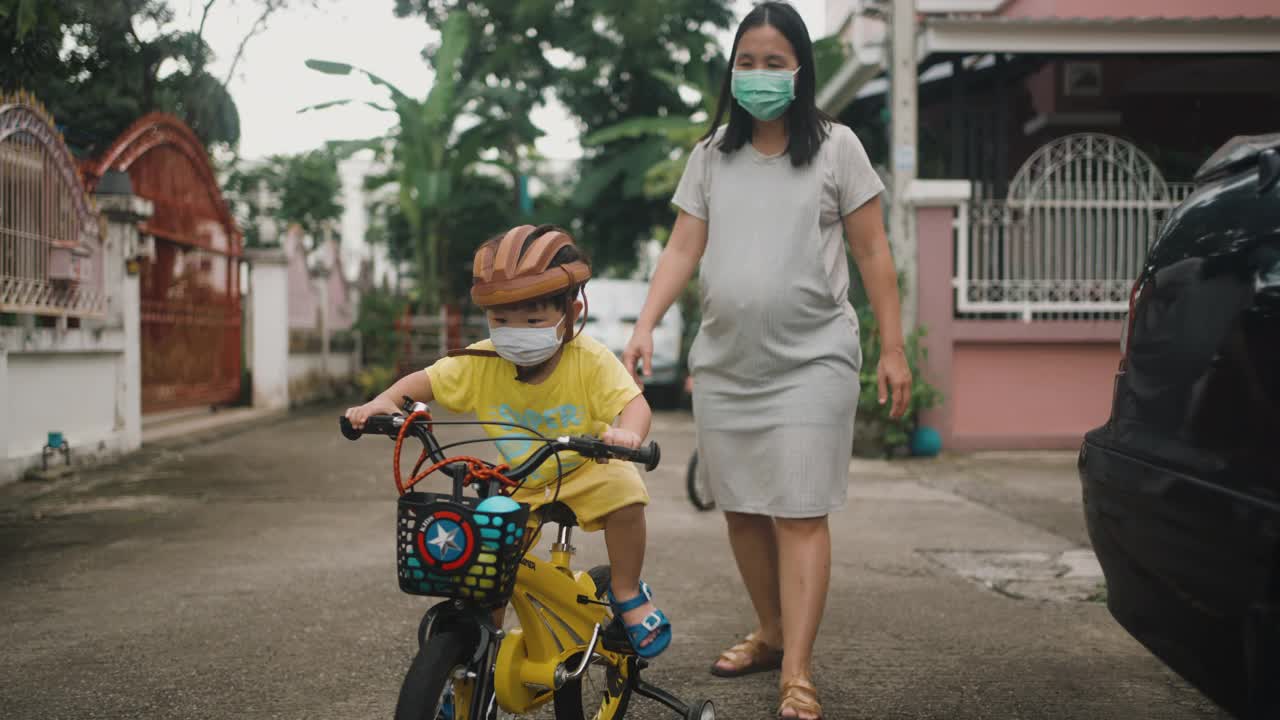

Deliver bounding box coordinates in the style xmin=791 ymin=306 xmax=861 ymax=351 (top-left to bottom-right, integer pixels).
xmin=957 ymin=133 xmax=1193 ymax=319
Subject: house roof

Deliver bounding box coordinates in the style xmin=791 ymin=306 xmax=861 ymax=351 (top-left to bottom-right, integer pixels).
xmin=818 ymin=10 xmax=1280 ymax=114
xmin=921 ymin=15 xmax=1280 ymax=54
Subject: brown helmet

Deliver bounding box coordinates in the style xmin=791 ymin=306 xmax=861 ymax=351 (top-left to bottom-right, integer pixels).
xmin=470 ymin=225 xmax=591 ymax=307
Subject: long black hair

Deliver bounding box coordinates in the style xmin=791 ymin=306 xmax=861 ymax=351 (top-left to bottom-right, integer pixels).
xmin=701 ymin=1 xmax=832 ymax=168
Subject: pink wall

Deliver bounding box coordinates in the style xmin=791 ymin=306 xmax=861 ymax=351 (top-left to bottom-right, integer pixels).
xmin=999 ymin=0 xmax=1279 ymax=19
xmin=284 ymin=225 xmax=318 ymax=331
xmin=323 ymin=240 xmax=354 ymax=332
xmin=949 ymin=342 xmax=1117 ymax=449
xmin=916 ymin=201 xmax=1123 ymax=451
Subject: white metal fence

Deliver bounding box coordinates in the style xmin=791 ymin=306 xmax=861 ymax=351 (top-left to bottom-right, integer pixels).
xmin=956 ymin=134 xmax=1192 ymax=320
xmin=0 ymin=95 xmax=104 ymax=318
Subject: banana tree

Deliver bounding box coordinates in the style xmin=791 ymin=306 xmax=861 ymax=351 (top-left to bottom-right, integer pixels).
xmin=574 ymin=63 xmax=719 ymax=208
xmin=303 ymin=9 xmax=526 ymax=310
xmin=578 ymin=31 xmax=849 ymax=205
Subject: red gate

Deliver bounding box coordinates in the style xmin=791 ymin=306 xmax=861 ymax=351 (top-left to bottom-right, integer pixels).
xmin=84 ymin=114 xmax=243 ymax=413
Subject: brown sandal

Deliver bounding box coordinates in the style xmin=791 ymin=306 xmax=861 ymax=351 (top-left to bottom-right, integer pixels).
xmin=709 ymin=632 xmax=783 ymax=678
xmin=778 ymin=678 xmax=823 ymax=719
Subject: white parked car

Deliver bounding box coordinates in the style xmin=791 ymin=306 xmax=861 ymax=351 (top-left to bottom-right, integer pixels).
xmin=583 ymin=278 xmax=684 ymax=407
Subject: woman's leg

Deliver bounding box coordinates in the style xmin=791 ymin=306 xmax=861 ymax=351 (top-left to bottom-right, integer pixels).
xmin=713 ymin=510 xmax=784 ymax=672
xmin=774 ymin=515 xmax=831 ymax=686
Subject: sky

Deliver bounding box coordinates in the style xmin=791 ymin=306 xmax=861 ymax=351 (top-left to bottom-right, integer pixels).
xmin=187 ymin=0 xmax=828 ymax=162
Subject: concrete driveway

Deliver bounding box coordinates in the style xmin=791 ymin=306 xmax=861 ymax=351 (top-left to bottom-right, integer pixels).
xmin=0 ymin=405 xmax=1226 ymax=719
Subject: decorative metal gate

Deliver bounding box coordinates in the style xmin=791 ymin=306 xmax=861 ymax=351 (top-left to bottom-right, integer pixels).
xmin=84 ymin=113 xmax=243 ymax=412
xmin=0 ymin=93 xmax=104 ymax=318
xmin=958 ymin=133 xmax=1193 ymax=319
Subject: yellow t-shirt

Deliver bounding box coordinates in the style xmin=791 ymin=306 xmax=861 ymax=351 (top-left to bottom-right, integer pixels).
xmin=425 ymin=334 xmax=642 ymax=489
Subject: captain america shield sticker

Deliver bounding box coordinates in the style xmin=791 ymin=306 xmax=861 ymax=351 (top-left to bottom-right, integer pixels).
xmin=416 ymin=510 xmax=476 ymax=572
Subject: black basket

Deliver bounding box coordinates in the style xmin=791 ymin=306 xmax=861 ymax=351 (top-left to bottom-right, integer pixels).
xmin=396 ymin=491 xmax=531 ymax=606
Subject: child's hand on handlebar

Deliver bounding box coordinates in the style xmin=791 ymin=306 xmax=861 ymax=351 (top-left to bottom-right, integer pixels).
xmin=600 ymin=428 xmax=643 ymax=450
xmin=344 ymin=397 xmax=400 ymax=430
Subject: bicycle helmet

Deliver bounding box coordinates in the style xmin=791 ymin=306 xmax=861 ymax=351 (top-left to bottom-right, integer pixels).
xmin=470 ymin=224 xmax=591 ymax=307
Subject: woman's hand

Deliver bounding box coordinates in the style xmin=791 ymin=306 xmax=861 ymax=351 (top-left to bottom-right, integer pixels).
xmin=878 ymin=346 xmax=912 ymax=419
xmin=601 ymin=428 xmax=643 ymax=450
xmin=621 ymin=327 xmax=654 ymax=386
xmin=344 ymin=396 xmax=400 ymax=430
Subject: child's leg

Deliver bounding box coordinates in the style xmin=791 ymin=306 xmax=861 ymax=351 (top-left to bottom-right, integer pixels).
xmin=603 ymin=503 xmax=661 ymax=647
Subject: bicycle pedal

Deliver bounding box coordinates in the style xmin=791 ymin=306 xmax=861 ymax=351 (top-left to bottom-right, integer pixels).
xmin=599 ymin=617 xmax=635 ymax=654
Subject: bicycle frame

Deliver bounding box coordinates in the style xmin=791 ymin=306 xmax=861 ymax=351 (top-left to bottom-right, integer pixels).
xmin=421 ymin=519 xmax=627 ymax=719
xmin=494 ymin=523 xmax=625 ymax=714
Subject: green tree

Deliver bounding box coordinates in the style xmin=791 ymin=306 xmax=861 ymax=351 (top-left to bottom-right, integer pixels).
xmin=582 ymin=30 xmax=849 ymax=208
xmin=0 ymin=0 xmax=313 ymax=154
xmin=305 ymin=9 xmax=543 ymax=309
xmin=224 ymin=147 xmax=344 ymax=247
xmin=390 ymin=0 xmax=736 ymax=275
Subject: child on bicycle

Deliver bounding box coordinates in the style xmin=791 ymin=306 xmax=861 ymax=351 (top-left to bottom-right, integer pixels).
xmin=345 ymin=224 xmax=671 ymax=658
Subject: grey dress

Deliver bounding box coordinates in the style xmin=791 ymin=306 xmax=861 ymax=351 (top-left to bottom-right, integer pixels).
xmin=672 ymin=124 xmax=884 ymax=517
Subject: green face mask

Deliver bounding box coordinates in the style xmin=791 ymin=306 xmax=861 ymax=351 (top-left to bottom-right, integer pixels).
xmin=731 ymin=68 xmax=797 ymax=122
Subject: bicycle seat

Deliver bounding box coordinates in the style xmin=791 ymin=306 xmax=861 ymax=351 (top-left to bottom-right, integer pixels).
xmin=536 ymin=502 xmax=579 ymax=528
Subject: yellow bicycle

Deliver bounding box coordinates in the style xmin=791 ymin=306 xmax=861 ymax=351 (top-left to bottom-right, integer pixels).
xmin=339 ymin=401 xmax=715 ymax=720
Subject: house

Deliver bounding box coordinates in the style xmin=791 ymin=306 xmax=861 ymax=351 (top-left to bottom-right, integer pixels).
xmin=821 ymin=0 xmax=1280 ymax=449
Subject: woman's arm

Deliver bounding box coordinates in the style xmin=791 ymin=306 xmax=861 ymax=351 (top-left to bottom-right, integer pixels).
xmin=842 ymin=195 xmax=912 ymax=418
xmin=623 ymin=210 xmax=709 ymax=382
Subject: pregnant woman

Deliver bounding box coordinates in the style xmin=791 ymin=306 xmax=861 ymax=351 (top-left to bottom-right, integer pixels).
xmin=621 ymin=4 xmax=911 ymax=718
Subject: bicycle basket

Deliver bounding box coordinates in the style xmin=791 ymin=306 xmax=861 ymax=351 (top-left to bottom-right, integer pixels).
xmin=396 ymin=491 xmax=531 ymax=606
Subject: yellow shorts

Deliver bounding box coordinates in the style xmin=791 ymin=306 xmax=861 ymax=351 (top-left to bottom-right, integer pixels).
xmin=510 ymin=459 xmax=649 ymax=532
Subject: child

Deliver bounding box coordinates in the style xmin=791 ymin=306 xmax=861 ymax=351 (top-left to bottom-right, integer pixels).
xmin=345 ymin=224 xmax=671 ymax=657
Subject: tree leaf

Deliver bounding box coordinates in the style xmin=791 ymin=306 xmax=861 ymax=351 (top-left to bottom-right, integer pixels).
xmin=421 ymin=10 xmax=473 ymax=128
xmin=813 ymin=34 xmax=848 ymax=90
xmin=305 ymin=59 xmax=354 ymax=75
xmin=325 ymin=136 xmax=388 ymax=159
xmin=583 ymin=116 xmax=696 ymax=147
xmin=16 ymin=0 xmax=39 ymax=40
xmin=297 ymin=98 xmax=357 ymax=114
xmin=305 ymin=58 xmax=413 ymax=106
xmin=572 ymin=141 xmax=667 ymax=206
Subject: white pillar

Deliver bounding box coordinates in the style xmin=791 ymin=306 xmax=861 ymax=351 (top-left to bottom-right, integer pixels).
xmin=0 ymin=346 xmax=9 ymax=469
xmin=313 ymin=265 xmax=331 ymax=382
xmin=889 ymin=0 xmax=919 ymax=334
xmin=247 ymin=248 xmax=290 ymax=409
xmin=96 ymin=193 xmax=152 ymax=452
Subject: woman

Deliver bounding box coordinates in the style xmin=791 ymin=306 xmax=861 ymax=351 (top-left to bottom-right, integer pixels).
xmin=621 ymin=3 xmax=911 ymax=718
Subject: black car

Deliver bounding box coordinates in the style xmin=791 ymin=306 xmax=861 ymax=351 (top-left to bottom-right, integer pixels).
xmin=1080 ymin=134 xmax=1280 ymax=720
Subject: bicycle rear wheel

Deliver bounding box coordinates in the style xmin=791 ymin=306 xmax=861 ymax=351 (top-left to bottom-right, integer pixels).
xmin=553 ymin=566 xmax=635 ymax=720
xmin=685 ymin=451 xmax=715 ymax=511
xmin=396 ymin=630 xmax=477 ymax=720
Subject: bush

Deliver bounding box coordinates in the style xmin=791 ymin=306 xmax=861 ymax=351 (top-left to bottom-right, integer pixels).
xmin=357 ymin=365 xmax=397 ymax=402
xmin=356 ymin=286 xmax=407 ymax=368
xmin=853 ymin=315 xmax=943 ymax=457
xmin=850 ymin=274 xmax=943 ymax=458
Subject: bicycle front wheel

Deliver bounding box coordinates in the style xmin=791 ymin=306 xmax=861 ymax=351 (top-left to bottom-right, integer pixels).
xmin=395 ymin=630 xmax=476 ymax=720
xmin=553 ymin=565 xmax=635 ymax=720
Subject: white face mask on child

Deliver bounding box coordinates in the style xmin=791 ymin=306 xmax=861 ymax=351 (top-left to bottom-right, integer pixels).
xmin=489 ymin=316 xmax=565 ymax=366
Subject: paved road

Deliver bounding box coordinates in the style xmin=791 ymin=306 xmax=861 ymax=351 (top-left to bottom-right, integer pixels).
xmin=0 ymin=405 xmax=1226 ymax=719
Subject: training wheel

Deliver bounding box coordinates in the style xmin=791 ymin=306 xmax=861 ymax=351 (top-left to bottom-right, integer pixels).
xmin=686 ymin=699 xmax=715 ymax=720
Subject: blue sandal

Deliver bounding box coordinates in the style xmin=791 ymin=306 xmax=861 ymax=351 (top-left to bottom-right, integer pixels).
xmin=607 ymin=580 xmax=672 ymax=659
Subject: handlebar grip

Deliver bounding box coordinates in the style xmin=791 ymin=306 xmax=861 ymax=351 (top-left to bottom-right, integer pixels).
xmin=339 ymin=416 xmax=362 ymax=440
xmin=625 ymin=442 xmax=661 ymax=472
xmin=339 ymin=414 xmax=402 ymax=440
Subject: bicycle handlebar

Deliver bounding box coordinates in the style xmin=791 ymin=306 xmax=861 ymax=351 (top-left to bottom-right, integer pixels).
xmin=338 ymin=414 xmax=661 ymax=476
